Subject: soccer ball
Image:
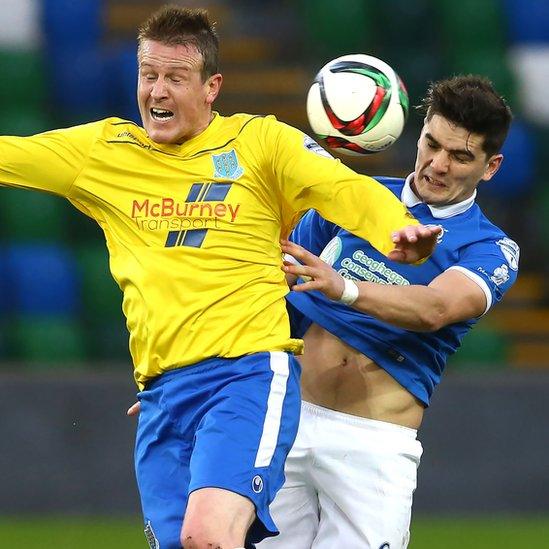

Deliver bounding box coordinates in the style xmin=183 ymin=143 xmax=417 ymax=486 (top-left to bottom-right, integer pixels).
xmin=307 ymin=54 xmax=409 ymax=156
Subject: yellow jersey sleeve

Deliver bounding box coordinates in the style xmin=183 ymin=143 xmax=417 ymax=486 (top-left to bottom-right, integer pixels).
xmin=0 ymin=122 xmax=102 ymax=197
xmin=260 ymin=116 xmax=418 ymax=256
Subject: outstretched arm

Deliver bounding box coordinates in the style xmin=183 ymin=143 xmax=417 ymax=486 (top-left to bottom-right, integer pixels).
xmin=281 ymin=239 xmax=486 ymax=332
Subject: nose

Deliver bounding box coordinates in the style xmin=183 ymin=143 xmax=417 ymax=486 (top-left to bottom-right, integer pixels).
xmin=430 ymin=150 xmax=450 ymax=173
xmin=150 ymin=76 xmax=168 ymax=100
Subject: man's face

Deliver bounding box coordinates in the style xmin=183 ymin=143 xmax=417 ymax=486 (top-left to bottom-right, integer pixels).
xmin=413 ymin=114 xmax=503 ymax=205
xmin=137 ymin=39 xmax=222 ymax=144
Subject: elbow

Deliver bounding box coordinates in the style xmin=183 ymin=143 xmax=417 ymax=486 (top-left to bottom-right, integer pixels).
xmin=417 ymin=303 xmax=448 ymax=332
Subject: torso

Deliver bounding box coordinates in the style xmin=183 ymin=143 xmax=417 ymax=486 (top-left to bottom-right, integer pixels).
xmin=299 ymin=323 xmax=425 ymax=429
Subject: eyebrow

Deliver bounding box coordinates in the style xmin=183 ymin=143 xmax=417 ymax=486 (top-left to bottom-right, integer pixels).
xmin=139 ymin=62 xmax=191 ymax=71
xmin=425 ymin=132 xmax=476 ymax=159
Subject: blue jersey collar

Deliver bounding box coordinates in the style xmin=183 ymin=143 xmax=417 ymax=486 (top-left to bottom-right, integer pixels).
xmin=402 ymin=173 xmax=476 ymax=219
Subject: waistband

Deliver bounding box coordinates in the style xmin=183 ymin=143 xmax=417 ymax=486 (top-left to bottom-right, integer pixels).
xmin=301 ymin=400 xmax=418 ymax=438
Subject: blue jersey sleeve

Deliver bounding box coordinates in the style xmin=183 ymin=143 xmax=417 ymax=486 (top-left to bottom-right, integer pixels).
xmin=289 ymin=210 xmax=339 ymax=255
xmin=448 ymin=236 xmax=519 ymax=313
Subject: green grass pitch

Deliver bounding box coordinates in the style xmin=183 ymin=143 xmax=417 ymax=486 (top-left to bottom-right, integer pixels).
xmin=0 ymin=515 xmax=548 ymax=548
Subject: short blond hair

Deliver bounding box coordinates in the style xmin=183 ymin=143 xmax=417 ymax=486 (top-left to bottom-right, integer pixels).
xmin=138 ymin=5 xmax=219 ymax=81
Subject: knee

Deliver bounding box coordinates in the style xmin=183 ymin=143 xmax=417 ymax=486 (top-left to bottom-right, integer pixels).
xmin=180 ymin=519 xmax=246 ymax=549
xmin=180 ymin=533 xmax=218 ymax=548
xmin=181 ymin=488 xmax=255 ymax=548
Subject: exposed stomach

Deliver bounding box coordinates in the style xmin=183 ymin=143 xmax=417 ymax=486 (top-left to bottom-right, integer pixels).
xmin=299 ymin=323 xmax=425 ymax=429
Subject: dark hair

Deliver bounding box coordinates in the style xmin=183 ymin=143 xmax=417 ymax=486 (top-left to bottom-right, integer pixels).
xmin=418 ymin=75 xmax=513 ymax=157
xmin=138 ymin=5 xmax=219 ymax=81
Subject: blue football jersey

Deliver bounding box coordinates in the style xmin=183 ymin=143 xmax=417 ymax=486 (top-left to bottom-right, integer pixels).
xmin=287 ymin=175 xmax=519 ymax=406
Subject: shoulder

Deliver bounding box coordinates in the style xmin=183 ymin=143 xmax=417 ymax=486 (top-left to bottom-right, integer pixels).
xmin=219 ymin=112 xmax=272 ymax=133
xmin=450 ymin=207 xmax=520 ymax=273
xmin=231 ymin=113 xmax=305 ymax=139
xmin=466 ymin=206 xmax=519 ymax=253
xmin=33 ymin=118 xmax=127 ymax=149
xmin=69 ymin=117 xmax=144 ymax=143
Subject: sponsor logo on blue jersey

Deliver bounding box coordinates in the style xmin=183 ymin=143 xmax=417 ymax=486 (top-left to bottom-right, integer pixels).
xmin=338 ymin=249 xmax=410 ymax=285
xmin=212 ymin=149 xmax=244 ymax=179
xmin=426 ymin=223 xmax=446 ymax=243
xmin=490 ymin=263 xmax=510 ymax=286
xmin=497 ymin=237 xmax=519 ymax=271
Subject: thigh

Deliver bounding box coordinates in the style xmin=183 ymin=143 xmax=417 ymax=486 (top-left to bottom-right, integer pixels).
xmin=189 ymin=352 xmax=302 ymax=545
xmin=135 ymin=382 xmax=192 ymax=549
xmin=309 ymin=405 xmax=423 ymax=549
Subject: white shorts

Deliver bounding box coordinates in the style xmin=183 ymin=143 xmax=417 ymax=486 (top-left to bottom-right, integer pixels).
xmin=258 ymin=401 xmax=423 ymax=549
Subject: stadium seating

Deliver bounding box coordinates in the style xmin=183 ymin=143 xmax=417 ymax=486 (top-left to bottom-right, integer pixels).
xmin=484 ymin=119 xmax=536 ymax=198
xmin=0 ymin=189 xmax=69 ymax=241
xmin=503 ymin=0 xmax=549 ymax=44
xmin=75 ymin=245 xmax=129 ymax=361
xmin=4 ymin=243 xmax=80 ymax=316
xmin=7 ymin=315 xmax=87 ymax=363
xmin=449 ymin=323 xmax=510 ymax=369
xmin=41 ymin=0 xmax=102 ymax=49
xmin=2 ymin=243 xmax=85 ymax=363
xmin=0 ymin=49 xmax=46 ymax=108
xmin=0 ymin=0 xmax=546 ymax=371
xmin=296 ymin=0 xmax=378 ymax=61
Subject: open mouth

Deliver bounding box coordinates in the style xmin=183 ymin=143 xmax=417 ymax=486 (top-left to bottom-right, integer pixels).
xmin=425 ymin=175 xmax=445 ymax=188
xmin=150 ymin=107 xmax=174 ymax=121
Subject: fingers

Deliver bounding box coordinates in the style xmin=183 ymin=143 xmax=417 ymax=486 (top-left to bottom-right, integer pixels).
xmin=392 ymin=224 xmax=442 ymax=243
xmin=281 ymin=240 xmax=322 ymax=282
xmin=127 ymin=402 xmax=141 ymax=417
xmin=281 ymin=239 xmax=314 ymax=264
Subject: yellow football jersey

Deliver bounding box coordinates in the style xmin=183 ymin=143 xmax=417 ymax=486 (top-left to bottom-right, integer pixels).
xmin=0 ymin=113 xmax=417 ymax=388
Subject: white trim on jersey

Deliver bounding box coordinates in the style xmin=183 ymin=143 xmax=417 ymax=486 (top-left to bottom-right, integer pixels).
xmin=254 ymin=352 xmax=290 ymax=468
xmin=447 ymin=265 xmax=492 ymax=314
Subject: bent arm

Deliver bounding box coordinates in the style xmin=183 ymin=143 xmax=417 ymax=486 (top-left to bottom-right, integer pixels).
xmin=350 ymin=270 xmax=486 ymax=331
xmin=281 ymin=239 xmax=486 ymax=331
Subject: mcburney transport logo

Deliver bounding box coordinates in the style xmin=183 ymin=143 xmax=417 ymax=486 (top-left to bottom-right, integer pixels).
xmin=131 ymin=182 xmax=240 ymax=232
xmin=131 ymin=182 xmax=241 ymax=248
xmin=131 ymin=196 xmax=240 ymax=231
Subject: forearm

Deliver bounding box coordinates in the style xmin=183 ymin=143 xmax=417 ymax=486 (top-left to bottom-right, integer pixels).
xmin=353 ymin=281 xmax=446 ymax=331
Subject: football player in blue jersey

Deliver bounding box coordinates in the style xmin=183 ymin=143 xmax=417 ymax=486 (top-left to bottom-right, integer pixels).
xmin=257 ymin=75 xmax=519 ymax=549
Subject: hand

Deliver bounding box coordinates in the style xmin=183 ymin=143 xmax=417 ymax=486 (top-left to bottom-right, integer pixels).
xmin=388 ymin=224 xmax=441 ymax=263
xmin=127 ymin=402 xmax=141 ymax=417
xmin=281 ymin=240 xmax=346 ymax=300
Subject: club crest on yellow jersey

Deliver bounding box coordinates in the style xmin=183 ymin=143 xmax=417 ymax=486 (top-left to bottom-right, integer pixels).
xmin=212 ymin=149 xmax=244 ymax=179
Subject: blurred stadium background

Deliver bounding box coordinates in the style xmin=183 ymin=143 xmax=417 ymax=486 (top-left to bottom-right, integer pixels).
xmin=0 ymin=0 xmax=548 ymax=547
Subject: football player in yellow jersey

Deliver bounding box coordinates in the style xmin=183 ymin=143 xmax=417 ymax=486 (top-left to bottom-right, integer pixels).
xmin=1 ymin=5 xmax=440 ymax=549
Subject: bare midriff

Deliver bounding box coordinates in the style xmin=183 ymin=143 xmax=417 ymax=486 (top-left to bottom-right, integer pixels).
xmin=299 ymin=323 xmax=425 ymax=429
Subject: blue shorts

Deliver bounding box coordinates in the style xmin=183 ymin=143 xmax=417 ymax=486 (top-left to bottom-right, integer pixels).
xmin=135 ymin=351 xmax=301 ymax=548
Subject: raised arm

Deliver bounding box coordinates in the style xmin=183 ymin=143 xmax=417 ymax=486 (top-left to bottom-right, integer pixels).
xmin=263 ymin=117 xmax=439 ymax=263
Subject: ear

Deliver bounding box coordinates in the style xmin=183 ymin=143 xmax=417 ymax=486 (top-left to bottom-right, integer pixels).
xmin=205 ymin=73 xmax=223 ymax=105
xmin=481 ymin=153 xmax=503 ymax=182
